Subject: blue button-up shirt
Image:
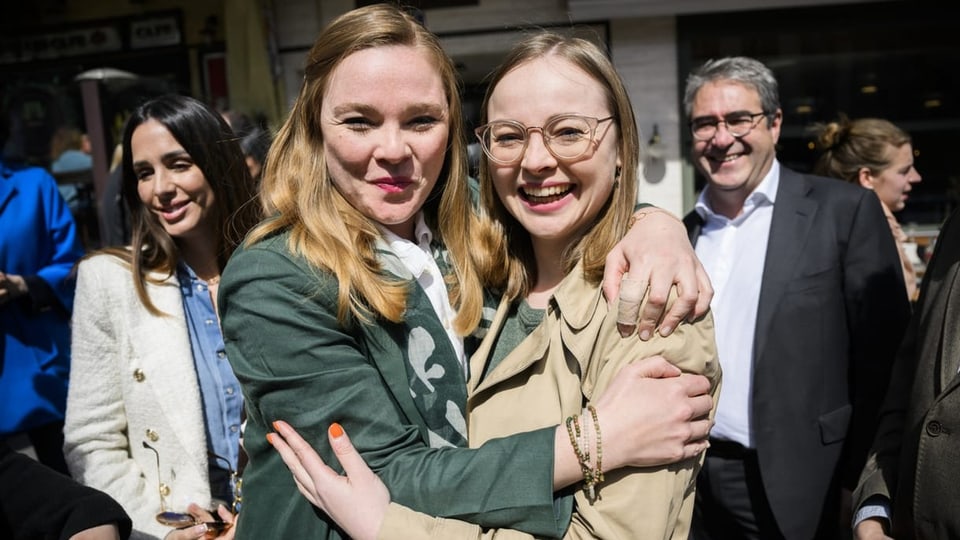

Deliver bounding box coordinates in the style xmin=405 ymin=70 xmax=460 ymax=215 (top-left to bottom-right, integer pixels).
xmin=177 ymin=263 xmax=242 ymax=504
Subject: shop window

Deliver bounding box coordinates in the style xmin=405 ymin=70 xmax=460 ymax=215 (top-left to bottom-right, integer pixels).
xmin=678 ymin=0 xmax=959 ymax=227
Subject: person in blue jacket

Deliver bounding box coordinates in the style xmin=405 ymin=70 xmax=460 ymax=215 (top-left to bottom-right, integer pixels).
xmin=0 ymin=118 xmax=84 ymax=474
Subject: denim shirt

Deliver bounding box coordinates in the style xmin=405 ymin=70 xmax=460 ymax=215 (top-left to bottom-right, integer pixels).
xmin=177 ymin=263 xmax=242 ymax=504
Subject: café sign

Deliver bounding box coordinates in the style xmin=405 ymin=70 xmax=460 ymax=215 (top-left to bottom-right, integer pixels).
xmin=0 ymin=27 xmax=122 ymax=64
xmin=0 ymin=14 xmax=183 ymax=65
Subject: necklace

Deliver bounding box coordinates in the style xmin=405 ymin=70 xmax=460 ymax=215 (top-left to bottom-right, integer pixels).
xmin=206 ymin=276 xmax=221 ymax=286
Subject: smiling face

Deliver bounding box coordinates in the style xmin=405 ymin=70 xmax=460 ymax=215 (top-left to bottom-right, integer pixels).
xmin=485 ymin=55 xmax=620 ymax=254
xmin=133 ymin=119 xmax=217 ymax=246
xmin=861 ymin=142 xmax=922 ymax=212
xmin=320 ymin=44 xmax=449 ymax=240
xmin=690 ymin=80 xmax=781 ymax=216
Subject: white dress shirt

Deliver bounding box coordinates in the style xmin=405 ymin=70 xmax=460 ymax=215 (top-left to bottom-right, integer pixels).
xmin=378 ymin=213 xmax=468 ymax=376
xmin=693 ymin=160 xmax=780 ymax=448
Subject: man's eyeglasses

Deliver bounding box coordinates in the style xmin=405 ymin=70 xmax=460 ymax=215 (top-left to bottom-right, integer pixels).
xmin=475 ymin=114 xmax=615 ymax=165
xmin=142 ymin=441 xmax=239 ymax=533
xmin=690 ymin=111 xmax=768 ymax=141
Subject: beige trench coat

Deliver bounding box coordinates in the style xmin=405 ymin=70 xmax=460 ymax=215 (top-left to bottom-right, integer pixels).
xmin=378 ymin=265 xmax=721 ymax=540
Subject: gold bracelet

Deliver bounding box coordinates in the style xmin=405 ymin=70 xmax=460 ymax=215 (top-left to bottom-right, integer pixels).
xmin=580 ymin=409 xmax=596 ymax=502
xmin=565 ymin=414 xmax=596 ymax=498
xmin=588 ymin=405 xmax=604 ymax=486
xmin=568 ymin=409 xmax=606 ymax=503
xmin=627 ymin=207 xmax=682 ymax=229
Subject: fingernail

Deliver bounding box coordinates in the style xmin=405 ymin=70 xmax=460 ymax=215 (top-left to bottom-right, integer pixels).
xmin=639 ymin=329 xmax=651 ymax=341
xmin=329 ymin=423 xmax=344 ymax=438
xmin=272 ymin=420 xmax=281 ymax=432
xmin=658 ymin=325 xmax=672 ymax=336
xmin=617 ymin=323 xmax=632 ymax=338
xmin=266 ymin=433 xmax=274 ymax=445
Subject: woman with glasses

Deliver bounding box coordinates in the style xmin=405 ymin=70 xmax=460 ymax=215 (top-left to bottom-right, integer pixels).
xmin=64 ymin=94 xmax=261 ymax=540
xmin=220 ymin=5 xmax=716 ymax=538
xmin=266 ymin=30 xmax=720 ymax=540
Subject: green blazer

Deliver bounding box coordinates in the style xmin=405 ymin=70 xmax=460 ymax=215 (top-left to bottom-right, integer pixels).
xmin=220 ymin=230 xmax=563 ymax=539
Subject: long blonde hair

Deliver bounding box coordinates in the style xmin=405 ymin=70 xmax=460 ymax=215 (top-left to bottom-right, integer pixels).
xmin=472 ymin=32 xmax=640 ymax=300
xmin=248 ymin=4 xmax=482 ymax=332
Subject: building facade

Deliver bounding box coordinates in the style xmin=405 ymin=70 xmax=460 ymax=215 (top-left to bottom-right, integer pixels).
xmin=2 ymin=0 xmax=954 ymax=244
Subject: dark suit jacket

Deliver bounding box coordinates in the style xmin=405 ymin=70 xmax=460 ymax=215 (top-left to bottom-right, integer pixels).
xmin=854 ymin=207 xmax=960 ymax=539
xmin=684 ymin=167 xmax=911 ymax=540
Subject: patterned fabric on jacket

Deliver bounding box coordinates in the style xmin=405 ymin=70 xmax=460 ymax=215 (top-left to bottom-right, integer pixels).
xmin=220 ymin=229 xmax=562 ymax=540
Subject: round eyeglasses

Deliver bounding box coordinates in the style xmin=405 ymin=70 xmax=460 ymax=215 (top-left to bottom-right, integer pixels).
xmin=475 ymin=114 xmax=615 ymax=165
xmin=690 ymin=111 xmax=768 ymax=141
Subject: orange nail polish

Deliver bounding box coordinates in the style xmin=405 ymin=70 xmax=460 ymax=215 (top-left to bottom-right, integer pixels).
xmin=272 ymin=420 xmax=281 ymax=432
xmin=329 ymin=423 xmax=344 ymax=438
xmin=266 ymin=433 xmax=274 ymax=445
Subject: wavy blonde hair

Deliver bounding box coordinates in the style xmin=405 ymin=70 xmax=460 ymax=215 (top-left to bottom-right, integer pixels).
xmin=248 ymin=4 xmax=482 ymax=332
xmin=472 ymin=32 xmax=640 ymax=300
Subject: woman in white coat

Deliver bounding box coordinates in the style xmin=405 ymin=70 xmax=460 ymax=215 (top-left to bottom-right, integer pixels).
xmin=64 ymin=94 xmax=261 ymax=540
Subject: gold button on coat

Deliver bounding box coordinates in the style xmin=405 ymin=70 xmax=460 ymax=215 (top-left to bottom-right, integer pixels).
xmin=146 ymin=429 xmax=159 ymax=442
xmin=133 ymin=369 xmax=145 ymax=382
xmin=159 ymin=483 xmax=171 ymax=497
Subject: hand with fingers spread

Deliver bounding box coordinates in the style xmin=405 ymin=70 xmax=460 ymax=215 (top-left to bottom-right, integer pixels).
xmin=592 ymin=356 xmax=714 ymax=469
xmin=602 ymin=209 xmax=713 ymax=340
xmin=269 ymin=421 xmax=389 ymax=540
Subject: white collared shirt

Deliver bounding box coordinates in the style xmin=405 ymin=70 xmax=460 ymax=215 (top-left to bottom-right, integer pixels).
xmin=693 ymin=160 xmax=781 ymax=448
xmin=378 ymin=213 xmax=468 ymax=376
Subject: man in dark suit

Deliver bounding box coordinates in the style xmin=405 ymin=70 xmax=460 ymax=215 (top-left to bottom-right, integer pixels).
xmin=853 ymin=207 xmax=960 ymax=539
xmin=682 ymin=56 xmax=911 ymax=540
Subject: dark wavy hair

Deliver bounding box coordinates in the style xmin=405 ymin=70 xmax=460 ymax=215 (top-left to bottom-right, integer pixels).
xmin=105 ymin=94 xmax=261 ymax=315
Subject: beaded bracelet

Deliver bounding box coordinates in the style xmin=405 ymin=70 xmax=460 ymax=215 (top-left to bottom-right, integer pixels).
xmin=578 ymin=410 xmax=596 ymax=502
xmin=565 ymin=414 xmax=592 ymax=487
xmin=565 ymin=414 xmax=590 ymax=472
xmin=565 ymin=407 xmax=605 ymax=503
xmin=587 ymin=404 xmax=604 ymax=488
